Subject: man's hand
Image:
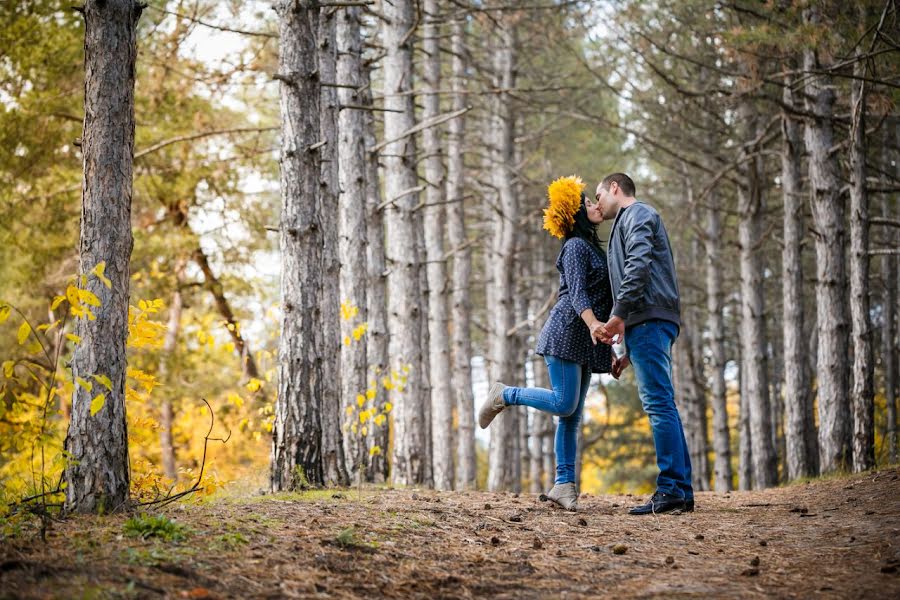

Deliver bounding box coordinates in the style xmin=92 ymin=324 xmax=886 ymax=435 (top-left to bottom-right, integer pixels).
xmin=589 ymin=321 xmax=605 ymax=346
xmin=611 ymin=355 xmax=631 ymax=379
xmin=599 ymin=315 xmax=625 ymax=345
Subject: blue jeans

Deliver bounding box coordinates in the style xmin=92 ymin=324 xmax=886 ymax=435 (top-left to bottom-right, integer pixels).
xmin=502 ymin=355 xmax=591 ymax=485
xmin=627 ymin=319 xmax=693 ymax=500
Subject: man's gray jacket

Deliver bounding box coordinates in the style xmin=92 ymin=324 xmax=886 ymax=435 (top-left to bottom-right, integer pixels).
xmin=607 ymin=201 xmax=681 ymax=328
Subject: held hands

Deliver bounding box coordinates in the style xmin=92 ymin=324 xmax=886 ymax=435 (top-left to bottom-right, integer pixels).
xmin=592 ymin=315 xmax=624 ymax=346
xmin=588 ymin=321 xmax=605 ymax=346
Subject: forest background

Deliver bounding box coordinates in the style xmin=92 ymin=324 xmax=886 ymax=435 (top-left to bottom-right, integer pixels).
xmin=0 ymin=0 xmax=898 ymax=512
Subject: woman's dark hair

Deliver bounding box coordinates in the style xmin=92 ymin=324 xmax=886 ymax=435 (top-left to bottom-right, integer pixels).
xmin=565 ymin=192 xmax=604 ymax=254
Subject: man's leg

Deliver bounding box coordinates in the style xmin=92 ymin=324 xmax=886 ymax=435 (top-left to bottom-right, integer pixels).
xmin=626 ymin=320 xmax=691 ymax=498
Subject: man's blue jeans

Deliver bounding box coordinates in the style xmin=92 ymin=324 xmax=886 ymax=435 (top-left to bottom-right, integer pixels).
xmin=627 ymin=319 xmax=693 ymax=500
xmin=501 ymin=356 xmax=591 ymax=485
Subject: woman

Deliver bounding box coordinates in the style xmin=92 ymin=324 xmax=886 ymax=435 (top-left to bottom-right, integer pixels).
xmin=478 ymin=175 xmax=614 ymax=511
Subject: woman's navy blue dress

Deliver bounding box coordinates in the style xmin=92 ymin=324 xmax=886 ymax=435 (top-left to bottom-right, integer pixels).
xmin=535 ymin=237 xmax=614 ymax=374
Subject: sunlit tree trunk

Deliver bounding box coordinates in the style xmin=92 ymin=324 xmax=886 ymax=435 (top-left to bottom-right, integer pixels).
xmin=337 ymin=4 xmax=368 ymax=480
xmin=849 ymin=44 xmax=874 ymax=473
xmin=737 ymin=101 xmax=777 ymax=488
xmin=485 ymin=15 xmax=519 ymax=491
xmin=421 ymin=0 xmax=454 ymax=490
xmin=362 ymin=73 xmax=390 ymax=483
xmin=781 ymin=76 xmax=818 ymax=480
xmin=64 ymin=0 xmax=141 ymax=514
xmin=381 ymin=0 xmax=427 ymax=486
xmin=158 ymin=282 xmax=183 ymax=482
xmin=446 ymin=17 xmax=476 ymax=490
xmin=804 ymin=6 xmax=851 ymax=473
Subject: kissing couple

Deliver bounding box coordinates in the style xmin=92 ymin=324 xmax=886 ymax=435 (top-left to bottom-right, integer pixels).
xmin=479 ymin=172 xmax=694 ymax=516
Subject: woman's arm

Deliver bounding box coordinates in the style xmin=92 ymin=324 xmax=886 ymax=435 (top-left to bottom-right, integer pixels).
xmin=563 ymin=240 xmax=605 ymax=345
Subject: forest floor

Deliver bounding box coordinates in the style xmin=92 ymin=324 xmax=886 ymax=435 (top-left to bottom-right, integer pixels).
xmin=2 ymin=467 xmax=899 ymax=599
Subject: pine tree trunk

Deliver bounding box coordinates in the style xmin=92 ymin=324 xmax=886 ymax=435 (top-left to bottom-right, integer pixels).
xmin=361 ymin=69 xmax=390 ymax=483
xmin=421 ymin=0 xmax=454 ymax=490
xmin=849 ymin=45 xmax=874 ymax=473
xmin=159 ymin=284 xmax=183 ymax=482
xmin=737 ymin=102 xmax=777 ymax=488
xmin=363 ymin=68 xmax=390 ymax=482
xmin=485 ymin=17 xmax=519 ymax=492
xmin=272 ymin=0 xmax=340 ymax=490
xmin=738 ymin=345 xmax=753 ymax=491
xmin=883 ymin=166 xmax=899 ymax=464
xmin=316 ymin=7 xmax=349 ymax=487
xmin=803 ymin=6 xmax=852 ymax=473
xmin=781 ymin=76 xmax=818 ymax=480
xmin=704 ymin=201 xmax=733 ymax=491
xmin=381 ymin=0 xmax=427 ymax=486
xmin=64 ymin=0 xmax=141 ymax=514
xmin=446 ymin=18 xmax=476 ymax=490
xmin=337 ymin=5 xmax=368 ymax=480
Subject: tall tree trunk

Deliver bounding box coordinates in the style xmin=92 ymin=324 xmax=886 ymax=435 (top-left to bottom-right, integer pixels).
xmin=362 ymin=71 xmax=390 ymax=483
xmin=529 ymin=239 xmax=552 ymax=493
xmin=737 ymin=101 xmax=777 ymax=488
xmin=421 ymin=0 xmax=454 ymax=490
xmin=446 ymin=17 xmax=476 ymax=490
xmin=781 ymin=76 xmax=818 ymax=480
xmin=704 ymin=200 xmax=733 ymax=491
xmin=883 ymin=132 xmax=899 ymax=463
xmin=485 ymin=16 xmax=519 ymax=492
xmin=337 ymin=4 xmax=368 ymax=480
xmin=738 ymin=342 xmax=753 ymax=491
xmin=271 ymin=0 xmax=344 ymax=490
xmin=64 ymin=0 xmax=141 ymax=514
xmin=849 ymin=41 xmax=874 ymax=473
xmin=158 ymin=283 xmax=183 ymax=482
xmin=803 ymin=6 xmax=852 ymax=473
xmin=317 ymin=6 xmax=349 ymax=487
xmin=381 ymin=0 xmax=427 ymax=486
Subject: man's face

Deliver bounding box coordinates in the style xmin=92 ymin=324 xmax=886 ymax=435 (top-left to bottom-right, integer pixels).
xmin=594 ymin=182 xmax=619 ymax=221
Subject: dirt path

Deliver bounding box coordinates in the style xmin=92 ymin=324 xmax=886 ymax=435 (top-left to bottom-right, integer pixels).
xmin=2 ymin=468 xmax=899 ymax=599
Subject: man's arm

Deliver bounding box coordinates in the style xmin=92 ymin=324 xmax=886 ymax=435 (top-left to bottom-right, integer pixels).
xmin=610 ymin=210 xmax=656 ymax=320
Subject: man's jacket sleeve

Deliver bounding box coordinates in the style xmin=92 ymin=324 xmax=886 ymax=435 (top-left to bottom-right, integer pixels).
xmin=611 ymin=210 xmax=656 ymax=320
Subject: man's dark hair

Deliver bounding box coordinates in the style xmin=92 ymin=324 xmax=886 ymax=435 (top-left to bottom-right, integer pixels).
xmin=601 ymin=172 xmax=636 ymax=197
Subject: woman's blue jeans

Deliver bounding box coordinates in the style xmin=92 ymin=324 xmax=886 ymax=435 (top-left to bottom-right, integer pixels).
xmin=626 ymin=319 xmax=693 ymax=500
xmin=501 ymin=355 xmax=591 ymax=485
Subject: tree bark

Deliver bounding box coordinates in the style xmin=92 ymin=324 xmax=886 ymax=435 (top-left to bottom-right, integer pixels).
xmin=737 ymin=101 xmax=778 ymax=489
xmin=446 ymin=17 xmax=476 ymax=490
xmin=849 ymin=40 xmax=874 ymax=473
xmin=704 ymin=199 xmax=733 ymax=491
xmin=803 ymin=6 xmax=852 ymax=473
xmin=381 ymin=0 xmax=427 ymax=486
xmin=781 ymin=75 xmax=818 ymax=480
xmin=883 ymin=127 xmax=899 ymax=464
xmin=337 ymin=4 xmax=368 ymax=480
xmin=485 ymin=15 xmax=519 ymax=492
xmin=362 ymin=67 xmax=390 ymax=483
xmin=421 ymin=0 xmax=454 ymax=490
xmin=316 ymin=5 xmax=349 ymax=487
xmin=271 ymin=0 xmax=343 ymax=490
xmin=738 ymin=341 xmax=753 ymax=491
xmin=64 ymin=0 xmax=141 ymax=514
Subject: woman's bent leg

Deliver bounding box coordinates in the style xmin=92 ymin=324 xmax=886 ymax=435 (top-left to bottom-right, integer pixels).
xmin=502 ymin=356 xmax=582 ymax=417
xmin=554 ymin=364 xmax=592 ymax=484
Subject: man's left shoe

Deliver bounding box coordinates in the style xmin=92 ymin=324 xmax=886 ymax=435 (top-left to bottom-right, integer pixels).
xmin=628 ymin=491 xmax=685 ymax=515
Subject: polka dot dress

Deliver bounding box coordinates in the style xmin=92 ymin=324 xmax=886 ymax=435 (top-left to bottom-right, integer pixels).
xmin=535 ymin=237 xmax=613 ymax=374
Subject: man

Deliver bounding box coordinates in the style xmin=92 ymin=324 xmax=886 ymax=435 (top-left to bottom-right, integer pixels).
xmin=592 ymin=173 xmax=694 ymax=515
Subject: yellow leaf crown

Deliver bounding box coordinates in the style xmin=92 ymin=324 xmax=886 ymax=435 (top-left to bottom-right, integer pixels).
xmin=543 ymin=175 xmax=585 ymax=239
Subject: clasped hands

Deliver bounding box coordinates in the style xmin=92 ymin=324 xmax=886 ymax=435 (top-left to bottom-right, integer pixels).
xmin=589 ymin=316 xmax=630 ymax=379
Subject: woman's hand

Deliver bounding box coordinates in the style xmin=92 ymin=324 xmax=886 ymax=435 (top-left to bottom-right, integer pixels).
xmin=589 ymin=320 xmax=606 ymax=345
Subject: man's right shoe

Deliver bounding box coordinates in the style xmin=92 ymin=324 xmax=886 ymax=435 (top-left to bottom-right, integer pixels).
xmin=628 ymin=491 xmax=685 ymax=515
xmin=684 ymin=499 xmax=695 ymax=512
xmin=477 ymin=382 xmax=507 ymax=429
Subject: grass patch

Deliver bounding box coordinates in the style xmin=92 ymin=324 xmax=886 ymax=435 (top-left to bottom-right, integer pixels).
xmin=123 ymin=514 xmax=187 ymax=542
